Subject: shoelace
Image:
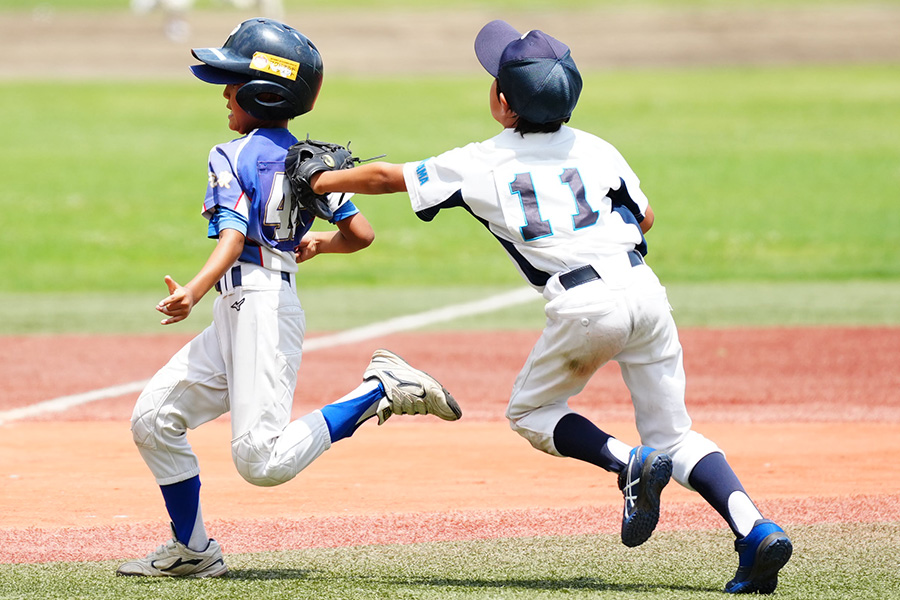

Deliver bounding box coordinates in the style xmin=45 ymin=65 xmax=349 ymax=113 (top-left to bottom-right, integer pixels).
xmin=622 ymin=456 xmax=641 ymax=516
xmin=147 ymin=539 xmax=178 ymax=558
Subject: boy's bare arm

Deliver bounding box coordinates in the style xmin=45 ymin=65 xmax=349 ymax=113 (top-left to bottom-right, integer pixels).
xmin=641 ymin=205 xmax=655 ymax=233
xmin=311 ymin=162 xmax=407 ymax=195
xmin=296 ymin=212 xmax=375 ymax=263
xmin=157 ymin=228 xmax=245 ymax=325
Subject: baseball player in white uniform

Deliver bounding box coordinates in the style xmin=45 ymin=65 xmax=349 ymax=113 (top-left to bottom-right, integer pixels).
xmin=116 ymin=18 xmax=461 ymax=578
xmin=305 ymin=19 xmax=792 ymax=595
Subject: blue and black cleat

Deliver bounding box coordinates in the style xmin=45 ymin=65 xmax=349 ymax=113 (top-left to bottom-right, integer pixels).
xmin=618 ymin=445 xmax=672 ymax=547
xmin=725 ymin=519 xmax=793 ymax=594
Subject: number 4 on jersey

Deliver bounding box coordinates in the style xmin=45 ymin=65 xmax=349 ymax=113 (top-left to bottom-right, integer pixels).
xmin=264 ymin=172 xmax=298 ymax=241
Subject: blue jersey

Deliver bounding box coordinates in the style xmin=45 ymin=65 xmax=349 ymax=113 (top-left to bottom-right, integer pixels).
xmin=202 ymin=127 xmax=359 ymax=270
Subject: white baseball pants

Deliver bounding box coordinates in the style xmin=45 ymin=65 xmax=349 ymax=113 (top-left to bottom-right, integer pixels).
xmin=506 ymin=261 xmax=721 ymax=487
xmin=130 ymin=264 xmax=332 ymax=487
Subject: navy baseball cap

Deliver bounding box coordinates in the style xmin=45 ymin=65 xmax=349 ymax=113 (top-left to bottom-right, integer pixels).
xmin=475 ymin=20 xmax=582 ymax=124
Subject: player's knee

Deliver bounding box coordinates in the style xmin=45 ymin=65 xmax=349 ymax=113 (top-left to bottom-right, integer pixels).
xmin=231 ymin=433 xmax=292 ymax=487
xmin=130 ymin=401 xmax=183 ymax=451
xmin=506 ymin=404 xmax=573 ymax=457
xmin=130 ymin=410 xmax=154 ymax=450
xmin=507 ymin=415 xmax=562 ymax=457
xmin=660 ymin=431 xmax=723 ymax=488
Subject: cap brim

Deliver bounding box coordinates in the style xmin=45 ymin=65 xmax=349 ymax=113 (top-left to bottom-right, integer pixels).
xmin=474 ymin=20 xmax=523 ymax=77
xmin=189 ymin=63 xmax=251 ymax=85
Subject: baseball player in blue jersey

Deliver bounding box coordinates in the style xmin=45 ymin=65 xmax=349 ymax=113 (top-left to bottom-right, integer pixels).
xmin=116 ymin=18 xmax=461 ymax=578
xmin=302 ymin=19 xmax=792 ymax=595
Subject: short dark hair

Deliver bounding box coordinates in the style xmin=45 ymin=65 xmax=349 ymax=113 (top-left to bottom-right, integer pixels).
xmin=496 ymin=80 xmax=566 ymax=135
xmin=514 ymin=117 xmax=566 ymax=134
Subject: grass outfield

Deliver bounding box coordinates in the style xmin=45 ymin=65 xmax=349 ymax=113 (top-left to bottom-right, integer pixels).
xmin=2 ymin=524 xmax=898 ymax=599
xmin=2 ymin=65 xmax=899 ymax=297
xmin=4 ymin=63 xmax=899 ymax=333
xmin=3 ymin=280 xmax=900 ymax=335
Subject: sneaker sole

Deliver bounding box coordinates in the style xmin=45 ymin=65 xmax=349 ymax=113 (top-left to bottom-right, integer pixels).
xmin=366 ymin=349 xmax=462 ymax=421
xmin=440 ymin=386 xmax=462 ymax=420
xmin=116 ymin=565 xmax=228 ymax=579
xmin=621 ymin=451 xmax=673 ymax=547
xmin=727 ymin=534 xmax=793 ymax=594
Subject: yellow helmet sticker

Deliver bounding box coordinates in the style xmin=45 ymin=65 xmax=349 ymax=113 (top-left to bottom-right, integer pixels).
xmin=250 ymin=52 xmax=299 ymax=81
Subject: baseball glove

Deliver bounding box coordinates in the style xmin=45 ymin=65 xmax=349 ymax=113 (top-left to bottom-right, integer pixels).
xmin=284 ymin=137 xmax=358 ymax=221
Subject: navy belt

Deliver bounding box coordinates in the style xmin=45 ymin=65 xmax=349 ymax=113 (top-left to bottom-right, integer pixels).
xmin=558 ymin=251 xmax=643 ymax=290
xmin=215 ymin=266 xmax=291 ymax=293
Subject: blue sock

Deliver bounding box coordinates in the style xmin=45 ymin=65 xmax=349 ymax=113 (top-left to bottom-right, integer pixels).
xmin=160 ymin=476 xmax=201 ymax=545
xmin=552 ymin=413 xmax=625 ymax=473
xmin=320 ymin=382 xmax=385 ymax=443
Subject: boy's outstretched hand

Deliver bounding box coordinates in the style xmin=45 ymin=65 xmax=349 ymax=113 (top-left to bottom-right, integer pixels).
xmin=156 ymin=275 xmax=196 ymax=325
xmin=295 ymin=232 xmax=327 ymax=263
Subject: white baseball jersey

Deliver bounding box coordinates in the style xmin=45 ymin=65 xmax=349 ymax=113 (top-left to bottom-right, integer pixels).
xmin=403 ymin=126 xmax=649 ymax=291
xmin=402 ymin=125 xmax=721 ymax=487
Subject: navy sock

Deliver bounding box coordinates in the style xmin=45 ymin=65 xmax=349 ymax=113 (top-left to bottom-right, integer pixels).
xmin=320 ymin=383 xmax=385 ymax=443
xmin=688 ymin=452 xmax=748 ymax=536
xmin=552 ymin=413 xmax=625 ymax=473
xmin=160 ymin=476 xmax=201 ymax=546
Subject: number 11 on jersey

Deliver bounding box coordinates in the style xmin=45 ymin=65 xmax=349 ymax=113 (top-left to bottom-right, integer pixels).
xmin=509 ymin=168 xmax=599 ymax=242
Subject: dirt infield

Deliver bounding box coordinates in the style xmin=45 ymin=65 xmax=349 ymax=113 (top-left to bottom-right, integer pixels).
xmin=1 ymin=327 xmax=899 ymax=563
xmin=2 ymin=5 xmax=900 ymax=80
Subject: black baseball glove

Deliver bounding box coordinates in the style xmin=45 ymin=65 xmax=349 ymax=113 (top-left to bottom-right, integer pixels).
xmin=284 ymin=138 xmax=357 ymax=220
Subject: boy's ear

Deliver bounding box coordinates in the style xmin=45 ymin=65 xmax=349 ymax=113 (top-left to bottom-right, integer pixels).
xmin=498 ymin=92 xmax=518 ymax=119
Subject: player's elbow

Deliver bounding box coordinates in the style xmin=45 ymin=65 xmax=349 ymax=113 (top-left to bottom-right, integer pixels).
xmin=342 ymin=214 xmax=375 ymax=252
xmin=352 ymin=228 xmax=375 ymax=251
xmin=370 ymin=162 xmax=406 ymax=194
xmin=641 ymin=206 xmax=655 ymax=233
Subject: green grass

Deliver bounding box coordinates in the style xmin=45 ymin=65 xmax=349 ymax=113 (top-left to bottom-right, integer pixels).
xmin=2 ymin=65 xmax=899 ymax=296
xmin=583 ymin=66 xmax=900 ymax=282
xmin=2 ymin=64 xmax=899 ymax=332
xmin=3 ymin=279 xmax=900 ymax=335
xmin=1 ymin=523 xmax=898 ymax=599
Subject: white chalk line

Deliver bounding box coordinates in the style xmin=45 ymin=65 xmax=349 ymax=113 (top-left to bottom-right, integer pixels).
xmin=0 ymin=287 xmax=538 ymax=426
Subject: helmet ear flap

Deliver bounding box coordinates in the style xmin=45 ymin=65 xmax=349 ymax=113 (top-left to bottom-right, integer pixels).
xmin=236 ymin=80 xmax=316 ymax=121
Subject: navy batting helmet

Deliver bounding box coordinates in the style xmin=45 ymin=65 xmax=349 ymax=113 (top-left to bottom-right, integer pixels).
xmin=190 ymin=18 xmax=323 ymax=120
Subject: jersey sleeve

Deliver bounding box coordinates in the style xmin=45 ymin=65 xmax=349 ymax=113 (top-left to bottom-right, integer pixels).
xmin=402 ymin=147 xmax=471 ymax=221
xmin=207 ymin=204 xmax=249 ymax=239
xmin=202 ymin=145 xmax=251 ymax=224
xmin=329 ymin=196 xmax=360 ymax=224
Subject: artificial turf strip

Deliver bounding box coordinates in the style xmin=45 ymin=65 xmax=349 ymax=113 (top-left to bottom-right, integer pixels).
xmin=1 ymin=522 xmax=898 ymax=600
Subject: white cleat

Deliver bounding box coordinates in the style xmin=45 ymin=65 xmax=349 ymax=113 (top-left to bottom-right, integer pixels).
xmin=363 ymin=349 xmax=462 ymax=424
xmin=116 ymin=526 xmax=227 ymax=578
